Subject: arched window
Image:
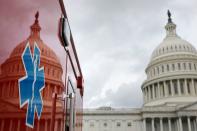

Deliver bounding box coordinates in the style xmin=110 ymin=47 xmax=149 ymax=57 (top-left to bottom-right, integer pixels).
xmin=90 ymin=122 xmax=94 ymax=127
xmin=104 ymin=123 xmax=107 ymax=127
xmin=194 ymin=63 xmax=196 ymax=70
xmin=189 ymin=63 xmax=192 ymax=70
xmin=162 ymin=65 xmax=164 ymax=72
xmin=117 ymin=122 xmax=121 ymax=127
xmin=167 ymin=64 xmax=169 ymax=71
xmin=178 ymin=63 xmax=181 ymax=70
xmin=183 ymin=63 xmax=186 ymax=70
xmin=172 ymin=64 xmax=175 ymax=71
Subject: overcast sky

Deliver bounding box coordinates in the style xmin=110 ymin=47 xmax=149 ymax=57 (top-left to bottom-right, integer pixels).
xmin=66 ymin=0 xmax=197 ymax=108
xmin=1 ymin=0 xmax=197 ymax=108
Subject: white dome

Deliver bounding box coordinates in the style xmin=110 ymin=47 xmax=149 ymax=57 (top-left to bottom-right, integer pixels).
xmin=151 ymin=23 xmax=197 ymax=61
xmin=142 ymin=12 xmax=197 ymax=107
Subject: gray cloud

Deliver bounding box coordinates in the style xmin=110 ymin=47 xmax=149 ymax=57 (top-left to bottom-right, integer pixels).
xmin=66 ymin=0 xmax=197 ymax=108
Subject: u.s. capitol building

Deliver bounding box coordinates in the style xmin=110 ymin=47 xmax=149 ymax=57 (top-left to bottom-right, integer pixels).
xmin=83 ymin=11 xmax=197 ymax=131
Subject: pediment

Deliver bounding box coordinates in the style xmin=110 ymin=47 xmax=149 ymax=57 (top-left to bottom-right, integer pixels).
xmin=177 ymin=101 xmax=197 ymax=111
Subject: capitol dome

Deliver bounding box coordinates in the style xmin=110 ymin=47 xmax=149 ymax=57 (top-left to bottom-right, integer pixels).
xmin=142 ymin=11 xmax=197 ymax=106
xmin=151 ymin=34 xmax=197 ymax=61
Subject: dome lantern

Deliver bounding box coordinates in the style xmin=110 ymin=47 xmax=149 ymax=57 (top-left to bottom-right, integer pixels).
xmin=30 ymin=11 xmax=41 ymax=39
xmin=165 ymin=10 xmax=177 ymax=37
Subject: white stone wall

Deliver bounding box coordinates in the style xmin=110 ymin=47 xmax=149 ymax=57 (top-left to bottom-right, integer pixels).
xmin=82 ymin=108 xmax=142 ymax=131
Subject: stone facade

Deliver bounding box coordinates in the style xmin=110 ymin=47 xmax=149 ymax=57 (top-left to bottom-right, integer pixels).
xmin=83 ymin=107 xmax=142 ymax=131
xmin=83 ymin=12 xmax=197 ymax=131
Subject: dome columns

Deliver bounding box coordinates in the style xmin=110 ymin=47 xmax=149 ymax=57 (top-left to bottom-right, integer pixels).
xmin=143 ymin=78 xmax=197 ymax=105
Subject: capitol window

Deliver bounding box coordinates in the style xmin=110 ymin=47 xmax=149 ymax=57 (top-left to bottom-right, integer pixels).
xmin=157 ymin=67 xmax=159 ymax=74
xmin=162 ymin=65 xmax=164 ymax=72
xmin=127 ymin=122 xmax=132 ymax=127
xmin=103 ymin=123 xmax=107 ymax=127
xmin=194 ymin=63 xmax=196 ymax=70
xmin=175 ymin=45 xmax=177 ymax=50
xmin=172 ymin=64 xmax=175 ymax=71
xmin=90 ymin=122 xmax=94 ymax=127
xmin=183 ymin=63 xmax=186 ymax=70
xmin=116 ymin=122 xmax=121 ymax=127
xmin=167 ymin=64 xmax=169 ymax=71
xmin=178 ymin=63 xmax=181 ymax=70
xmin=189 ymin=63 xmax=192 ymax=70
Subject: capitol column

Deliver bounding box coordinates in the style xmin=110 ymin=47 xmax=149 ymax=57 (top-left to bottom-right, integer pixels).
xmin=143 ymin=118 xmax=146 ymax=131
xmin=160 ymin=118 xmax=163 ymax=131
xmin=163 ymin=81 xmax=168 ymax=97
xmin=148 ymin=86 xmax=151 ymax=100
xmin=158 ymin=82 xmax=161 ymax=98
xmin=177 ymin=79 xmax=181 ymax=96
xmin=152 ymin=118 xmax=155 ymax=131
xmin=170 ymin=80 xmax=174 ymax=96
xmin=168 ymin=118 xmax=172 ymax=131
xmin=153 ymin=84 xmax=155 ymax=99
xmin=187 ymin=117 xmax=191 ymax=131
xmin=184 ymin=79 xmax=188 ymax=95
xmin=146 ymin=87 xmax=148 ymax=101
xmin=191 ymin=79 xmax=195 ymax=95
xmin=178 ymin=117 xmax=183 ymax=131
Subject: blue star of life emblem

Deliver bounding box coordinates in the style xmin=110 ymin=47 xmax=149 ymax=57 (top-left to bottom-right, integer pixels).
xmin=18 ymin=42 xmax=45 ymax=128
